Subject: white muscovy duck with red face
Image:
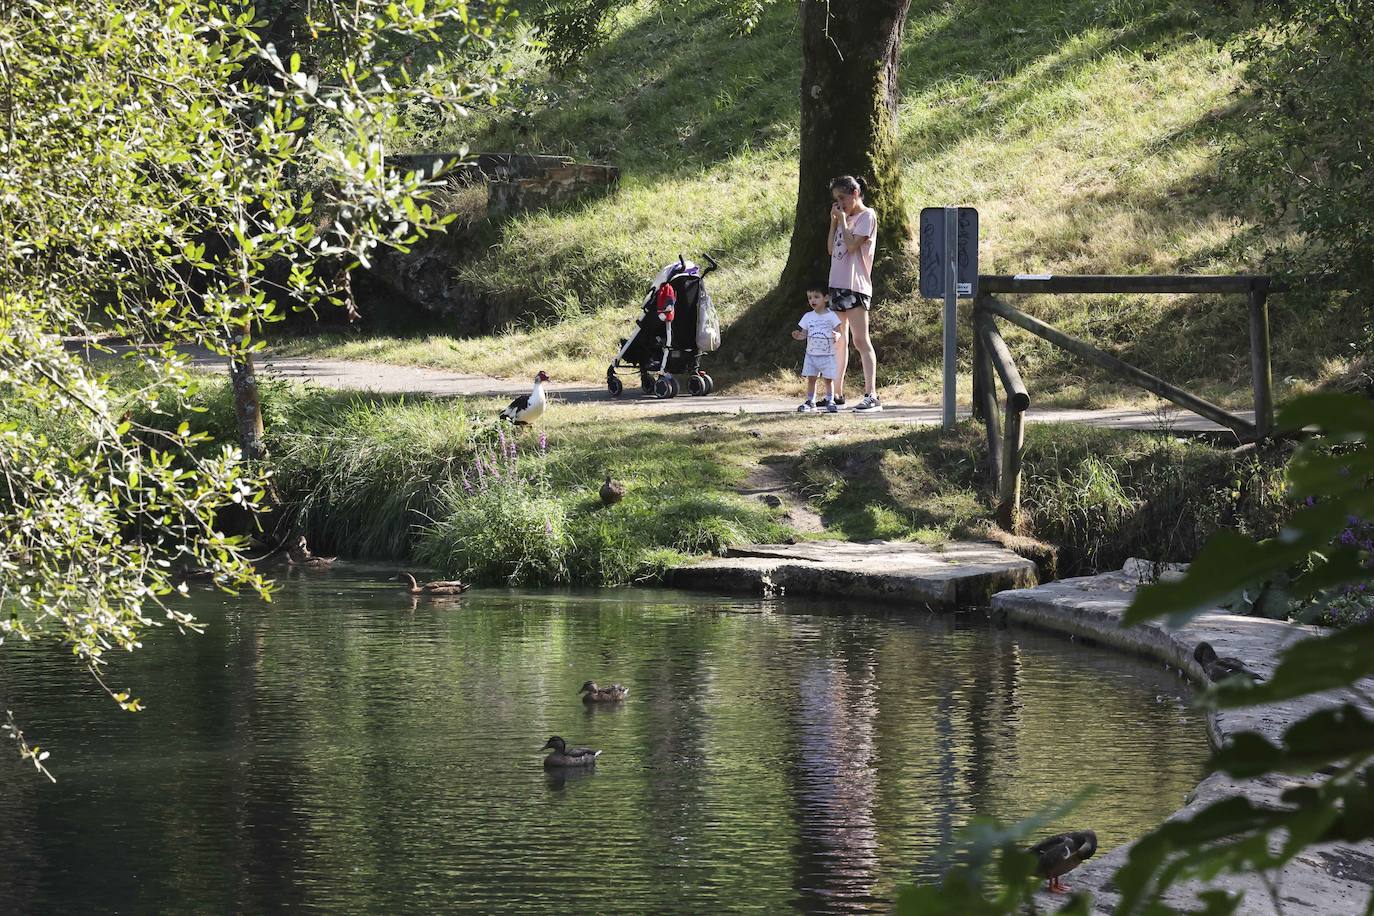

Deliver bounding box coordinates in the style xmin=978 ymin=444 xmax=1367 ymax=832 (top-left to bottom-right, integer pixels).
xmin=499 ymin=371 xmax=549 ymax=425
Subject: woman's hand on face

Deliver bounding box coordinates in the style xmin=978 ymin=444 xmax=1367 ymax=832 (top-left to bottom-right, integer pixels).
xmin=831 ymin=201 xmax=844 ymax=221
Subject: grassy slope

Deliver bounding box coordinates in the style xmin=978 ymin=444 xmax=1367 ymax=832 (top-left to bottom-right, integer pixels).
xmin=278 ymin=0 xmax=1361 ymax=406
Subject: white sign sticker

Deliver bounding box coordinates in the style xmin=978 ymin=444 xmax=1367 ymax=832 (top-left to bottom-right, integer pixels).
xmin=956 ymin=282 xmax=972 ymax=295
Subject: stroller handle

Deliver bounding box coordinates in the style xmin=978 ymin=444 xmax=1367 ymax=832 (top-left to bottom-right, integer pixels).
xmin=700 ymin=253 xmax=719 ymax=276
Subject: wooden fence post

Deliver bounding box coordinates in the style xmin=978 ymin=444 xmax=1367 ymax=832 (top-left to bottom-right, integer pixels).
xmin=1248 ymin=281 xmax=1274 ymax=441
xmin=997 ymin=403 xmax=1025 ymax=531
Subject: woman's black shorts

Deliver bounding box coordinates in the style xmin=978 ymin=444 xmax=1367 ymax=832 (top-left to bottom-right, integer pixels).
xmin=828 ymin=287 xmax=871 ymax=312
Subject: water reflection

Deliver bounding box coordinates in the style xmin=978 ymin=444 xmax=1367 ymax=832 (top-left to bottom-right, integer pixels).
xmin=0 ymin=571 xmax=1206 ymax=913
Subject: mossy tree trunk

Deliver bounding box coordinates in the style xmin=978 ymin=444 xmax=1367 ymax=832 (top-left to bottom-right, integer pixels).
xmin=728 ymin=0 xmax=915 ymax=357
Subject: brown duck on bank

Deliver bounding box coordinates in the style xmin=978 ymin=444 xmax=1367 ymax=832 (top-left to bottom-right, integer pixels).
xmin=1194 ymin=641 xmax=1259 ymax=683
xmin=1028 ymin=830 xmax=1097 ymax=893
xmin=580 ymin=681 xmax=629 ymax=703
xmin=397 ymin=572 xmax=470 ymax=596
xmin=600 ymin=475 xmax=625 ymax=506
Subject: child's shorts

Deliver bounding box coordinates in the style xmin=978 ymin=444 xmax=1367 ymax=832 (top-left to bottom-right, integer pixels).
xmin=802 ymin=354 xmax=836 ymax=379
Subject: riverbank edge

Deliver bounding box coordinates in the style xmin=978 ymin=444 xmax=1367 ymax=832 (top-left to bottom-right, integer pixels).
xmin=991 ymin=560 xmax=1374 ymax=915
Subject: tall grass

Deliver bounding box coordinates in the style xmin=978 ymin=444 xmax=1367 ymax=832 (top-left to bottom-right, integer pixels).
xmin=141 ymin=376 xmax=786 ymax=585
xmin=796 ymin=422 xmax=1292 ymax=576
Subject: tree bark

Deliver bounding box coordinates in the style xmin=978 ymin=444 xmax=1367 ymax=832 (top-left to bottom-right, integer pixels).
xmin=729 ymin=0 xmax=915 ymax=355
xmin=228 ymin=352 xmax=268 ymax=463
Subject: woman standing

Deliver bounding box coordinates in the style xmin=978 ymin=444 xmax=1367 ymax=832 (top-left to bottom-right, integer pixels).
xmin=827 ymin=175 xmax=880 ymax=411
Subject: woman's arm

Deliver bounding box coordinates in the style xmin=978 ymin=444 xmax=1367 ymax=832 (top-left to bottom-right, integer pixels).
xmin=840 ymin=209 xmax=873 ymax=253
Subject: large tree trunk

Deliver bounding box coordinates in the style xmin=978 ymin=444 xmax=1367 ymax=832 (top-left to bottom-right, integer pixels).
xmin=727 ymin=0 xmax=915 ymax=357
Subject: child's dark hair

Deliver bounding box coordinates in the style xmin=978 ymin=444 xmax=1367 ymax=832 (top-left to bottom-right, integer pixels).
xmin=830 ymin=175 xmax=870 ymax=202
xmin=806 ymin=281 xmax=829 ymax=296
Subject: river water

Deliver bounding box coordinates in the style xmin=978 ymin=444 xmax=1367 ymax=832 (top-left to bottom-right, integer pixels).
xmin=0 ymin=569 xmax=1207 ymax=913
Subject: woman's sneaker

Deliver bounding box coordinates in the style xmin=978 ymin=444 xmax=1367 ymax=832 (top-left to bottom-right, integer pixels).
xmin=854 ymin=393 xmax=882 ymax=412
xmin=797 ymin=400 xmax=816 ymax=413
xmin=832 ymin=395 xmax=846 ymax=408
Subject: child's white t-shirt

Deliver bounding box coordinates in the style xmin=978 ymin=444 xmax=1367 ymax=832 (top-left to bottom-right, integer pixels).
xmin=799 ymin=309 xmax=841 ymax=357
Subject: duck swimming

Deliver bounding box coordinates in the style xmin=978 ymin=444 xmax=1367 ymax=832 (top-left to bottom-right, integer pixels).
xmin=397 ymin=572 xmax=470 ymax=596
xmin=1027 ymin=830 xmax=1097 ymax=893
xmin=1194 ymin=641 xmax=1259 ymax=683
xmin=580 ymin=681 xmax=629 ymax=703
xmin=542 ymin=736 xmax=601 ymax=768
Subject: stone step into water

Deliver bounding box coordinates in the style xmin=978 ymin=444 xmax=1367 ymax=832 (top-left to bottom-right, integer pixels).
xmin=666 ymin=539 xmax=1038 ymax=609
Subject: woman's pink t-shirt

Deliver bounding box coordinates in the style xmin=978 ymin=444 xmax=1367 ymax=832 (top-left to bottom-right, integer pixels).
xmin=829 ymin=207 xmax=876 ymax=296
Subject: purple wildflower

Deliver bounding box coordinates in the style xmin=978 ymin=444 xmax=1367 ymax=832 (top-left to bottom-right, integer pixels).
xmin=1340 ymin=529 xmax=1358 ymax=546
xmin=538 ymin=431 xmax=547 ymax=454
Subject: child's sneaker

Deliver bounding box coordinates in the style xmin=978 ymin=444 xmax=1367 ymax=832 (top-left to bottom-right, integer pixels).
xmin=854 ymin=393 xmax=882 ymax=412
xmin=797 ymin=400 xmax=816 ymax=413
xmin=823 ymin=398 xmax=839 ymax=414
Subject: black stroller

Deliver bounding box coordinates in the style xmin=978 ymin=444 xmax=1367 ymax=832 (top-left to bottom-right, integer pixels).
xmin=606 ymin=254 xmax=720 ymax=399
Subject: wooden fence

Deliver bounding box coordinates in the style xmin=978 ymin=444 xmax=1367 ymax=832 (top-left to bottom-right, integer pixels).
xmin=971 ymin=275 xmax=1274 ymax=529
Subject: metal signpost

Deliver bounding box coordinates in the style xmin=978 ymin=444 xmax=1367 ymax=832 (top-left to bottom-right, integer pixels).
xmin=919 ymin=207 xmax=979 ymax=431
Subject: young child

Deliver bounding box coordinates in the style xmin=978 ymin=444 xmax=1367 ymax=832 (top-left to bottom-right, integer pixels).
xmin=791 ymin=285 xmax=842 ymax=413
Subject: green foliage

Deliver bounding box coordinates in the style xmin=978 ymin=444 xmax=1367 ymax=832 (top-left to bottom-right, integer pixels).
xmin=0 ymin=0 xmax=509 ymax=775
xmin=1229 ymin=1 xmax=1374 ymax=302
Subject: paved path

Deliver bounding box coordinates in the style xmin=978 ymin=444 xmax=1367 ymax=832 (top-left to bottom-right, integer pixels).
xmin=232 ymin=351 xmax=1252 ymax=436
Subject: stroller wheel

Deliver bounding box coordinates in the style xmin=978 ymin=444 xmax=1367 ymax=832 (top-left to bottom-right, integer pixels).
xmin=607 ymin=375 xmax=624 ymax=397
xmin=687 ymin=374 xmax=708 ymax=396
xmin=654 ymin=376 xmax=677 ymax=399
xmin=701 ymin=373 xmax=714 ymax=395
xmin=640 ymin=372 xmax=655 ymax=393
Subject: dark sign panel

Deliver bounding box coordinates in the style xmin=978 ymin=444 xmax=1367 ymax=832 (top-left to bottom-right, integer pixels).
xmin=919 ymin=207 xmax=979 ymax=299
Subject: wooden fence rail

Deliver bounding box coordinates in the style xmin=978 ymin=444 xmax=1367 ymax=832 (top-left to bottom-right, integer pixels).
xmin=970 ymin=274 xmax=1275 ymax=530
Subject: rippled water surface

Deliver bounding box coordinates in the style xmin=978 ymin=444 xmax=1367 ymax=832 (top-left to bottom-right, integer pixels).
xmin=0 ymin=569 xmax=1208 ymax=913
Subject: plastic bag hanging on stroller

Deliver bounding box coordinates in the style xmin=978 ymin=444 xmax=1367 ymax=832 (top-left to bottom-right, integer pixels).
xmin=606 ymin=254 xmax=719 ymax=399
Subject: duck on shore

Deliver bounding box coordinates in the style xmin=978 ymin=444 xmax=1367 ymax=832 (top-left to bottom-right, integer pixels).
xmin=580 ymin=681 xmax=629 ymax=703
xmin=1027 ymin=830 xmax=1097 ymax=893
xmin=499 ymin=371 xmax=549 ymax=425
xmin=397 ymin=572 xmax=470 ymax=596
xmin=542 ymin=736 xmax=601 ymax=768
xmin=600 ymin=475 xmax=625 ymax=505
xmin=1194 ymin=641 xmax=1259 ymax=683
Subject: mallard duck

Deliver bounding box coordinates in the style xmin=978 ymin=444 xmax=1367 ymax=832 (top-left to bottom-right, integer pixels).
xmin=600 ymin=475 xmax=625 ymax=506
xmin=1194 ymin=641 xmax=1259 ymax=683
xmin=397 ymin=572 xmax=470 ymax=595
xmin=541 ymin=735 xmax=601 ymax=768
xmin=499 ymin=371 xmax=549 ymax=425
xmin=1027 ymin=830 xmax=1097 ymax=893
xmin=580 ymin=681 xmax=629 ymax=703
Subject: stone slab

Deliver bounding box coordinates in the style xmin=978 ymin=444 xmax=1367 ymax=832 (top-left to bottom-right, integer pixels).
xmin=992 ymin=560 xmax=1374 ymax=915
xmin=666 ymin=540 xmax=1038 ymax=609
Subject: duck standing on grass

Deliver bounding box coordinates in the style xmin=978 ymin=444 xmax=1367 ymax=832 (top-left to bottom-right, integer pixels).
xmin=580 ymin=681 xmax=629 ymax=703
xmin=541 ymin=736 xmax=601 ymax=768
xmin=499 ymin=371 xmax=549 ymax=425
xmin=397 ymin=572 xmax=470 ymax=596
xmin=1027 ymin=830 xmax=1097 ymax=893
